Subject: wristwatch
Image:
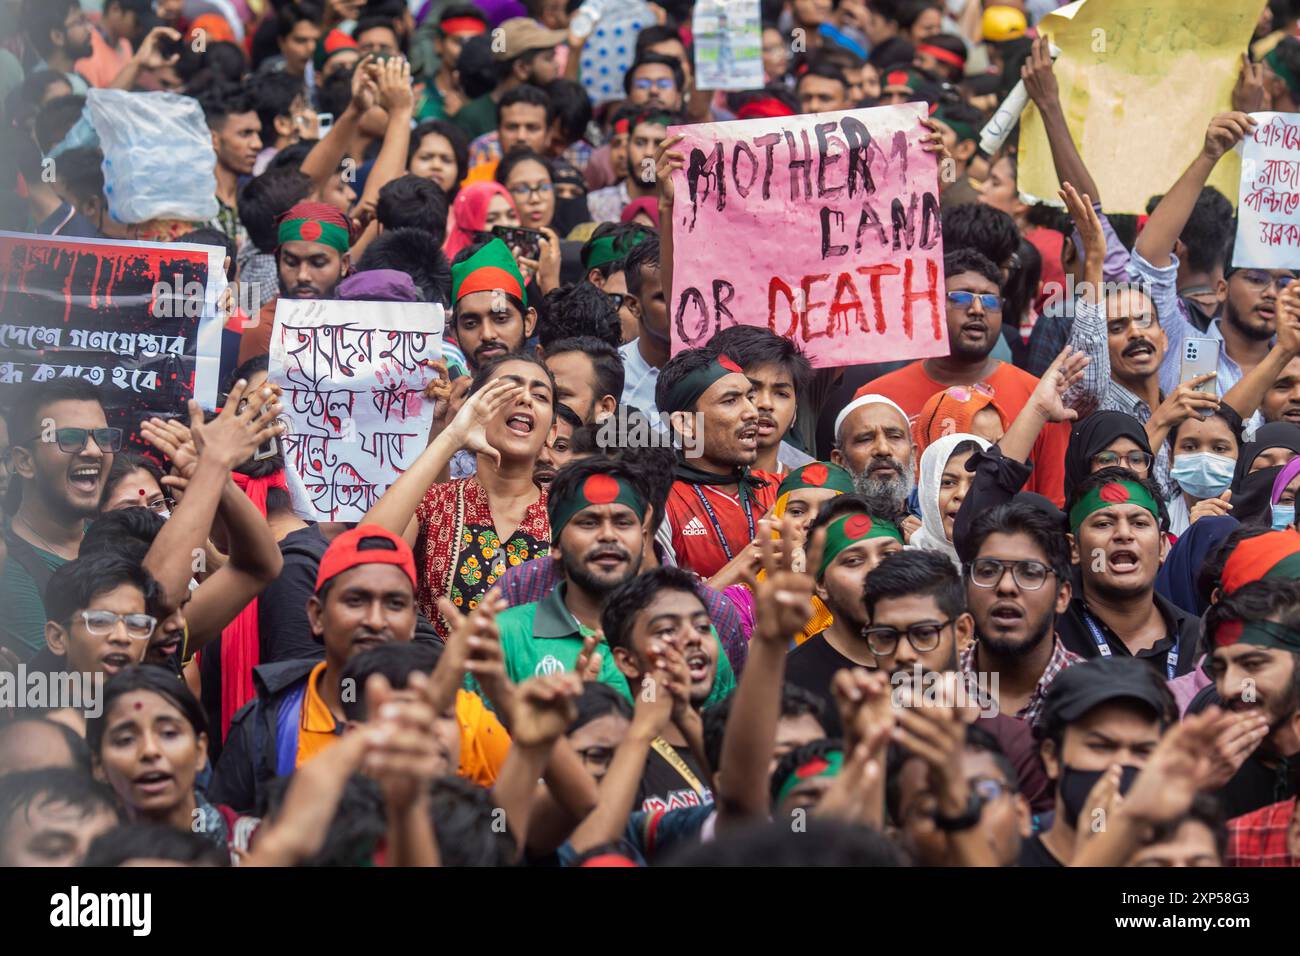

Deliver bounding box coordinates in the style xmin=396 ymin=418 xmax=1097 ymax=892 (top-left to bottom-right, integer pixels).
xmin=932 ymin=790 xmax=985 ymax=832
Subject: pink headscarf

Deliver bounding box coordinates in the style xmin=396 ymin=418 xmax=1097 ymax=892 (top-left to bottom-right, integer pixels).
xmin=620 ymin=196 xmax=659 ymax=228
xmin=443 ymin=182 xmax=518 ymax=258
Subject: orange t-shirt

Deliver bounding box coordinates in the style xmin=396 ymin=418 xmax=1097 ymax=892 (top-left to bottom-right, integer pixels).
xmin=855 ymin=361 xmax=1067 ymax=506
xmin=293 ymin=662 xmax=511 ymax=786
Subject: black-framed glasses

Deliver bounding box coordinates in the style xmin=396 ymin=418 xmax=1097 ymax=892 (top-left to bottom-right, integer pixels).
xmin=25 ymin=426 xmax=123 ymax=454
xmin=947 ymin=291 xmax=1002 ymax=312
xmin=968 ymin=557 xmax=1054 ymax=590
xmin=862 ymin=619 xmax=953 ymax=656
xmin=606 ymin=292 xmax=627 ymax=312
xmin=1091 ymin=450 xmax=1153 ymax=471
xmin=80 ymin=609 xmax=156 ymax=639
xmin=507 ymin=182 xmax=553 ymax=199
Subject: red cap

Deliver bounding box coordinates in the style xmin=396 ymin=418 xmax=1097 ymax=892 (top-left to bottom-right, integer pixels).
xmin=315 ymin=524 xmax=417 ymax=593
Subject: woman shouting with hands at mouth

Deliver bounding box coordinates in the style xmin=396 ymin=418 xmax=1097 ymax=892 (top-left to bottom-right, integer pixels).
xmin=364 ymin=350 xmax=559 ymax=639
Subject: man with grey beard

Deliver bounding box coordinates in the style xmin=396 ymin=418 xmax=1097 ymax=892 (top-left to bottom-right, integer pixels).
xmin=830 ymin=393 xmax=916 ymax=521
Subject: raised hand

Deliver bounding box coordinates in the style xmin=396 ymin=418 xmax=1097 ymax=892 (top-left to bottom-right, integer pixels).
xmin=1021 ymin=33 xmax=1059 ymax=108
xmin=375 ymin=55 xmax=413 ymax=114
xmin=1059 ymin=181 xmax=1105 ymax=269
xmin=140 ymin=415 xmax=199 ymax=478
xmin=362 ymin=671 xmax=442 ymax=812
xmin=748 ymin=516 xmax=815 ymax=645
xmin=654 ymin=133 xmax=686 ymax=205
xmin=1199 ymin=708 xmax=1270 ymax=790
xmin=1232 ymin=53 xmax=1270 ymax=114
xmin=443 ymin=376 xmax=525 ymax=465
xmin=187 ymin=379 xmax=284 ymax=471
xmin=1189 ymin=489 xmax=1233 ymax=524
xmin=573 ymin=632 xmax=605 ymax=681
xmin=133 ymin=26 xmax=181 ymax=71
xmin=510 ymin=673 xmax=582 ymax=749
xmin=831 ymin=666 xmax=894 ymax=754
xmin=1203 ymin=111 xmax=1256 ymax=163
xmin=1119 ymin=708 xmax=1224 ymax=826
xmin=1030 ymin=345 xmax=1089 ymax=424
xmin=1150 ymin=372 xmax=1219 ymax=433
xmin=349 ymin=54 xmax=379 ymax=115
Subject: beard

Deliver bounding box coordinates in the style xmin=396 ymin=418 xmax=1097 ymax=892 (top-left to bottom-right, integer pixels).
xmin=977 ymin=606 xmax=1055 ymax=658
xmin=1225 ymin=299 xmax=1275 ymax=342
xmin=562 ymin=542 xmax=642 ymax=597
xmin=851 ymin=455 xmax=915 ymax=518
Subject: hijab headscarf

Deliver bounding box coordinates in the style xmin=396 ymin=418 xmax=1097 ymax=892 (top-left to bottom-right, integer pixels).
xmin=910 ymin=433 xmax=991 ymax=566
xmin=1234 ymin=465 xmax=1284 ymax=527
xmin=1063 ymin=411 xmax=1153 ymax=502
xmin=443 ymin=182 xmax=517 ymax=258
xmin=913 ymin=386 xmax=1006 ymax=462
xmin=1231 ymin=422 xmax=1300 ymax=488
xmin=1270 ymin=454 xmax=1300 ymax=505
xmin=550 ymin=159 xmax=590 ymax=238
xmin=1154 ymin=514 xmax=1238 ymax=616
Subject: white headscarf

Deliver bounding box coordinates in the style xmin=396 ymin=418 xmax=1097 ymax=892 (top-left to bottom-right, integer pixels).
xmin=908 ymin=432 xmax=991 ymax=567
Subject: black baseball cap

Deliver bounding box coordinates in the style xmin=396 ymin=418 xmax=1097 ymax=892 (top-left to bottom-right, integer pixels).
xmin=1037 ymin=657 xmax=1174 ymax=741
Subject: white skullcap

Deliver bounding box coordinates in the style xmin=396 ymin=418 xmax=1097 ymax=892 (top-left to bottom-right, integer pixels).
xmin=833 ymin=393 xmax=911 ymax=443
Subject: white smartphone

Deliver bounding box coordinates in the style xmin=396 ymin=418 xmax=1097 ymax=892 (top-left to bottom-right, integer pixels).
xmin=315 ymin=112 xmax=334 ymax=137
xmin=1180 ymin=337 xmax=1219 ymax=417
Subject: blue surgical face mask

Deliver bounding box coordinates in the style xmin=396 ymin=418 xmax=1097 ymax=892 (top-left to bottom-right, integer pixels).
xmin=1272 ymin=503 xmax=1295 ymax=531
xmin=1170 ymin=452 xmax=1236 ymax=500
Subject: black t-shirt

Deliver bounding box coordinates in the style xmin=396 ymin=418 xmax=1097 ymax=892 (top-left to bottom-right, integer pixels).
xmin=1018 ymin=832 xmax=1065 ymax=867
xmin=784 ymin=632 xmax=868 ymax=737
xmin=636 ymin=742 xmax=713 ymax=814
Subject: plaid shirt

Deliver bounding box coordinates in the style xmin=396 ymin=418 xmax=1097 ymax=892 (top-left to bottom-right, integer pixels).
xmin=495 ymin=554 xmax=748 ymax=675
xmin=959 ymin=635 xmax=1081 ymax=730
xmin=1227 ymin=798 xmax=1297 ymax=867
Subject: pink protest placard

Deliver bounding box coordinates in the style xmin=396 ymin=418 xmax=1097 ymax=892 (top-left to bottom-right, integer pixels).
xmin=668 ymin=101 xmax=948 ymax=367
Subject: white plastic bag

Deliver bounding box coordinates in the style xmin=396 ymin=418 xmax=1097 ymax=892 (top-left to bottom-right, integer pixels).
xmin=86 ymin=89 xmax=219 ymax=224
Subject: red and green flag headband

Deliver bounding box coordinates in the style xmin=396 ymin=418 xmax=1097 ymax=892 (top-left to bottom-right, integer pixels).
xmin=775 ymin=750 xmax=844 ymax=805
xmin=661 ymin=352 xmax=746 ymax=413
xmin=583 ymin=229 xmax=649 ymax=271
xmin=1221 ymin=530 xmax=1300 ymax=595
xmin=817 ymin=512 xmax=903 ymax=578
xmin=1068 ymin=481 xmax=1159 ymax=532
xmin=1266 ymin=47 xmax=1300 ymax=98
xmin=440 ymin=16 xmax=486 ymax=35
xmin=452 ymin=237 xmax=528 ymax=307
xmin=549 ymin=473 xmax=646 ymax=534
xmin=777 ymin=461 xmax=855 ymax=499
xmin=1213 ymin=617 xmax=1300 ymax=652
xmin=278 ymin=214 xmax=350 ymax=253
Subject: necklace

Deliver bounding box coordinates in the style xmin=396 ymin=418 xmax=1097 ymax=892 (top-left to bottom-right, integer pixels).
xmin=16 ymin=514 xmax=78 ymax=560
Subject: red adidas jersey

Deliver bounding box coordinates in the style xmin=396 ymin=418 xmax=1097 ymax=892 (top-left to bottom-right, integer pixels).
xmin=665 ymin=472 xmax=780 ymax=579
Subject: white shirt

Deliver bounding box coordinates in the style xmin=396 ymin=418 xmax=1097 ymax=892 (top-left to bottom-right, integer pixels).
xmin=620 ymin=338 xmax=661 ymax=426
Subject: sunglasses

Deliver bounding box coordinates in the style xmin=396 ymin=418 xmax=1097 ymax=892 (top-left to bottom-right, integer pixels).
xmin=606 ymin=292 xmax=628 ymax=312
xmin=633 ymin=77 xmax=676 ymax=90
xmin=947 ymin=291 xmax=1002 ymax=312
xmin=24 ymin=426 xmax=124 ymax=454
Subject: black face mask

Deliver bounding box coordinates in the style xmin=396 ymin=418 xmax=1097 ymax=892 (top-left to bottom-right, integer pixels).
xmin=1059 ymin=764 xmax=1141 ymax=829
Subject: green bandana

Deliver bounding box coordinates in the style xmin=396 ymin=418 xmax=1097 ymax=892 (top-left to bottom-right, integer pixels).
xmin=1213 ymin=617 xmax=1300 ymax=652
xmin=775 ymin=750 xmax=845 ymax=806
xmin=1068 ymin=480 xmax=1160 ymax=531
xmin=817 ymin=512 xmax=903 ymax=578
xmin=277 ymin=216 xmax=350 ymax=253
xmin=662 ymin=352 xmax=747 ymax=414
xmin=582 ymin=229 xmax=650 ymax=271
xmin=778 ymin=462 xmax=856 ymax=499
xmin=1267 ymin=47 xmax=1300 ymax=98
xmin=549 ymin=472 xmax=646 ymax=534
xmin=451 ymin=237 xmax=528 ymax=307
xmin=933 ymin=108 xmax=976 ymax=146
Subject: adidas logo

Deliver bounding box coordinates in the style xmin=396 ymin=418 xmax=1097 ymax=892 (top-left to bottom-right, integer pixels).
xmin=682 ymin=517 xmax=709 ymax=537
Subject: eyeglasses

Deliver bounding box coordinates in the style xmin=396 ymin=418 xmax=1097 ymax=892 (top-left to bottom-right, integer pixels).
xmin=1235 ymin=269 xmax=1295 ymax=290
xmin=606 ymin=292 xmax=628 ymax=312
xmin=24 ymin=427 xmax=124 ymax=454
xmin=968 ymin=557 xmax=1054 ymax=590
xmin=947 ymin=291 xmax=1002 ymax=312
xmin=1091 ymin=450 xmax=1153 ymax=472
xmin=1107 ymin=312 xmax=1157 ymax=334
xmin=943 ymin=382 xmax=995 ymax=403
xmin=508 ymin=182 xmax=553 ymax=199
xmin=79 ymin=610 xmax=157 ymax=639
xmin=970 ymin=777 xmax=1011 ymax=803
xmin=862 ymin=619 xmax=953 ymax=656
xmin=633 ymin=77 xmax=676 ymax=90
xmin=145 ymin=497 xmax=177 ymax=515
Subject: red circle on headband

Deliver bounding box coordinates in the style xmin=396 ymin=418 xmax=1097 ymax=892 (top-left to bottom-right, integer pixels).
xmin=583 ymin=473 xmax=620 ymax=505
xmin=718 ymin=354 xmax=742 ymax=373
xmin=803 ymin=463 xmax=829 ymax=486
xmin=1099 ymin=483 xmax=1130 ymax=504
xmin=1215 ymin=619 xmax=1244 ymax=647
xmin=299 ymin=221 xmax=323 ymax=241
xmin=843 ymin=514 xmax=873 ymax=539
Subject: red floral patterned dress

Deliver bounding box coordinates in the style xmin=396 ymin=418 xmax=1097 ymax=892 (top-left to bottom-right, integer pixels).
xmin=415 ymin=477 xmax=550 ymax=638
